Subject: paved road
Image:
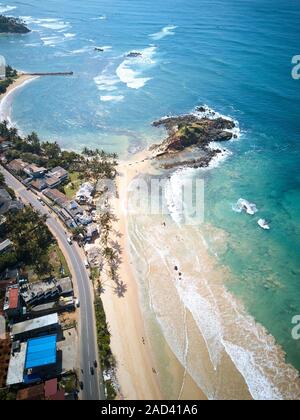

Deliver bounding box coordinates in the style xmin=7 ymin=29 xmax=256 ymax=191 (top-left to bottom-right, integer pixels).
xmin=1 ymin=166 xmax=104 ymax=400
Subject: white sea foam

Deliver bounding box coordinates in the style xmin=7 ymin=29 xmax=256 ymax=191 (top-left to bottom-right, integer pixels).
xmin=64 ymin=33 xmax=76 ymax=39
xmin=193 ymin=104 xmax=241 ymax=140
xmin=0 ymin=77 xmax=39 ymax=125
xmin=41 ymin=36 xmax=66 ymax=47
xmin=100 ymin=95 xmax=124 ymax=103
xmin=95 ymin=45 xmax=112 ymax=52
xmin=222 ymin=340 xmax=282 ymax=400
xmin=116 ymin=46 xmax=156 ymax=89
xmin=0 ymin=4 xmax=16 ymax=13
xmin=94 ymin=73 xmax=120 ymax=92
xmin=150 ymin=25 xmax=177 ymax=41
xmin=39 ymin=21 xmax=70 ymax=31
xmin=91 ymin=15 xmax=107 ymax=21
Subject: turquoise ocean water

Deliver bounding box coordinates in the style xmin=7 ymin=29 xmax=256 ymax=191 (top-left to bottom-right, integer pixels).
xmin=1 ymin=0 xmax=300 ymax=383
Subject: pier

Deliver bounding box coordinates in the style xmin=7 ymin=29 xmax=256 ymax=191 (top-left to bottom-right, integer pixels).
xmin=22 ymin=71 xmax=74 ymax=76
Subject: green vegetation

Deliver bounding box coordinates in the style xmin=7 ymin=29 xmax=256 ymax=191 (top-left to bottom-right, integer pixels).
xmin=60 ymin=373 xmax=77 ymax=394
xmin=0 ymin=388 xmax=16 ymax=400
xmin=0 ymin=15 xmax=30 ymax=34
xmin=0 ymin=65 xmax=18 ymax=95
xmin=48 ymin=244 xmax=71 ymax=278
xmin=0 ymin=206 xmax=54 ymax=276
xmin=64 ymin=172 xmax=82 ymax=199
xmin=94 ymin=297 xmax=117 ymax=400
xmin=0 ymin=121 xmax=118 ymax=181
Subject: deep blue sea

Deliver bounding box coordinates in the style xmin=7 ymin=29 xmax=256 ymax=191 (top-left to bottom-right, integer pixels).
xmin=1 ymin=0 xmax=300 ymax=383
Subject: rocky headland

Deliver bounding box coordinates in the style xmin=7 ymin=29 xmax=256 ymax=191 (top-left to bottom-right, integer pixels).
xmin=0 ymin=15 xmax=30 ymax=34
xmin=150 ymin=107 xmax=237 ymax=170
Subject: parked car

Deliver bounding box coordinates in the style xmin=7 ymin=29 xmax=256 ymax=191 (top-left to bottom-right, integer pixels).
xmin=94 ymin=360 xmax=98 ymax=368
xmin=67 ymin=237 xmax=73 ymax=245
xmin=79 ymin=381 xmax=84 ymax=390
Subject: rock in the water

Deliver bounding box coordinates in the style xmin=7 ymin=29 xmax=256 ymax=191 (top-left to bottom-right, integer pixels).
xmin=150 ymin=108 xmax=236 ymax=170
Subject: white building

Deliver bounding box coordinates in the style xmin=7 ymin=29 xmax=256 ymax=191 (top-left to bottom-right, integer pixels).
xmin=0 ymin=55 xmax=6 ymax=80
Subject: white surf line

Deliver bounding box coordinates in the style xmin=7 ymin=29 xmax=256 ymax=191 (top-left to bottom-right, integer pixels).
xmin=0 ymin=76 xmax=40 ymax=124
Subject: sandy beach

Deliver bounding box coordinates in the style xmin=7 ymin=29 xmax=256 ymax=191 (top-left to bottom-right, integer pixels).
xmin=101 ymin=149 xmax=300 ymax=401
xmin=101 ymin=152 xmax=209 ymax=400
xmin=101 ymin=153 xmax=164 ymax=400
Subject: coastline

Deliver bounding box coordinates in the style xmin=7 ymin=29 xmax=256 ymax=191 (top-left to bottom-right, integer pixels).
xmin=101 ymin=152 xmax=208 ymax=400
xmin=101 ymin=149 xmax=300 ymax=400
xmin=0 ymin=74 xmax=39 ymax=123
xmin=1 ymin=70 xmax=299 ymax=401
xmin=101 ymin=152 xmax=163 ymax=400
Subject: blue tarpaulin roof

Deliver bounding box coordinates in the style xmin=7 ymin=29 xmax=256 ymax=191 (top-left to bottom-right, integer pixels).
xmin=25 ymin=335 xmax=57 ymax=369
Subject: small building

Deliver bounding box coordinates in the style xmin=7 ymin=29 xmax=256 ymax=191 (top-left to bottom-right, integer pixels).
xmin=0 ymin=238 xmax=13 ymax=254
xmin=44 ymin=175 xmax=62 ymax=189
xmin=43 ymin=188 xmax=69 ymax=207
xmin=7 ymin=158 xmax=29 ymax=174
xmin=20 ymin=277 xmax=73 ymax=308
xmin=30 ymin=178 xmax=48 ymax=192
xmin=86 ymin=223 xmax=99 ymax=241
xmin=7 ymin=335 xmax=58 ymax=386
xmin=17 ymin=383 xmax=45 ymax=400
xmin=6 ymin=341 xmax=27 ymax=386
xmin=0 ymin=188 xmax=24 ymax=215
xmin=16 ymin=378 xmax=65 ymax=400
xmin=0 ymin=141 xmax=12 ymax=152
xmin=24 ymin=335 xmax=57 ymax=384
xmin=3 ymin=285 xmax=20 ymax=319
xmin=76 ymin=182 xmax=94 ymax=204
xmin=11 ymin=313 xmax=59 ymax=341
xmin=24 ymin=164 xmax=47 ymax=179
xmin=48 ymin=166 xmax=69 ymax=182
xmin=76 ymin=212 xmax=93 ymax=226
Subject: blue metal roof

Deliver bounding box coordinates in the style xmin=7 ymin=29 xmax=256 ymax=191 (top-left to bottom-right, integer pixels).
xmin=25 ymin=335 xmax=57 ymax=369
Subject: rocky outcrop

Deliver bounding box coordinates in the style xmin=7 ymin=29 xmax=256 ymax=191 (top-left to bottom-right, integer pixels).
xmin=150 ymin=109 xmax=236 ymax=169
xmin=126 ymin=52 xmax=142 ymax=58
xmin=0 ymin=16 xmax=30 ymax=34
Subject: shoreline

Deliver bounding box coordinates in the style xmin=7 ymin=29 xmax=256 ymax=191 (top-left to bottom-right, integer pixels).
xmin=101 ymin=151 xmax=164 ymax=400
xmin=102 ymin=148 xmax=300 ymax=400
xmin=0 ymin=74 xmax=39 ymax=123
xmin=2 ymin=71 xmax=299 ymax=401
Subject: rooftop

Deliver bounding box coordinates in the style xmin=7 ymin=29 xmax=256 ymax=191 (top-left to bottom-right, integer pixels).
xmin=25 ymin=335 xmax=57 ymax=369
xmin=43 ymin=188 xmax=69 ymax=206
xmin=0 ymin=239 xmax=13 ymax=253
xmin=6 ymin=342 xmax=27 ymax=386
xmin=17 ymin=383 xmax=45 ymax=400
xmin=45 ymin=176 xmax=61 ymax=188
xmin=48 ymin=166 xmax=68 ymax=180
xmin=44 ymin=378 xmax=58 ymax=398
xmin=7 ymin=159 xmax=28 ymax=173
xmin=20 ymin=277 xmax=73 ymax=306
xmin=11 ymin=313 xmax=59 ymax=337
xmin=24 ymin=164 xmax=47 ymax=174
xmin=0 ymin=188 xmax=23 ymax=215
xmin=8 ymin=287 xmax=19 ymax=310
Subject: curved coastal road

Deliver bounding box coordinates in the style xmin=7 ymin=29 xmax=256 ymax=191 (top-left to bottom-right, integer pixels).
xmin=0 ymin=166 xmax=104 ymax=401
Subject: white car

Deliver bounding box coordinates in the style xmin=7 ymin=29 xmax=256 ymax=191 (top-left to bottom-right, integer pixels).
xmin=67 ymin=237 xmax=73 ymax=245
xmin=84 ymin=260 xmax=89 ymax=269
xmin=75 ymin=298 xmax=80 ymax=308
